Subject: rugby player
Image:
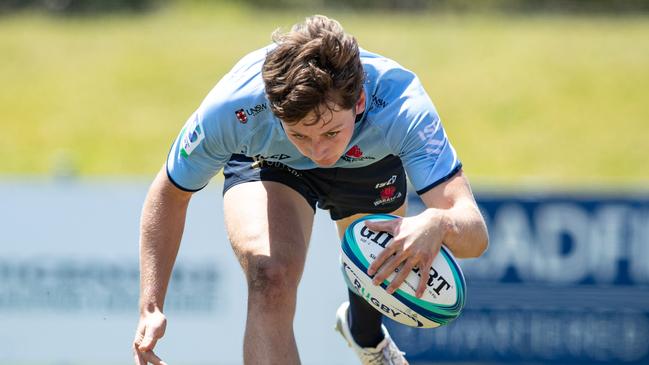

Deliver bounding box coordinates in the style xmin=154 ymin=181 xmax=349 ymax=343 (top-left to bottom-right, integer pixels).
xmin=133 ymin=15 xmax=488 ymax=365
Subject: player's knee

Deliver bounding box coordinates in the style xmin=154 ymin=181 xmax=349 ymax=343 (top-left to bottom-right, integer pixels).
xmin=246 ymin=256 xmax=299 ymax=299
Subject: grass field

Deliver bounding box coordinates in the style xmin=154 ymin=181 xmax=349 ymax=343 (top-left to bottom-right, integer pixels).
xmin=1 ymin=2 xmax=648 ymax=187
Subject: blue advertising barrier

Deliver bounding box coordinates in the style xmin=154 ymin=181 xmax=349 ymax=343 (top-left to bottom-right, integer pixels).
xmin=389 ymin=192 xmax=649 ymax=364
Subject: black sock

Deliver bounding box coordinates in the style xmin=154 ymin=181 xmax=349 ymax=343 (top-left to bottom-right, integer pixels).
xmin=348 ymin=289 xmax=385 ymax=348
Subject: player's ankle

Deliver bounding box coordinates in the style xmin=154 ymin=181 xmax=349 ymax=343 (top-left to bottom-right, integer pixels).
xmin=348 ymin=311 xmax=385 ymax=348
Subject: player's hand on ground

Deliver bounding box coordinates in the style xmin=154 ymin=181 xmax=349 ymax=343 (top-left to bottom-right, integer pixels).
xmin=133 ymin=306 xmax=168 ymax=365
xmin=365 ymin=210 xmax=445 ymax=298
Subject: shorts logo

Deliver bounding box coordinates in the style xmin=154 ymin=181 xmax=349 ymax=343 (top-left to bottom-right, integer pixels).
xmin=235 ymin=109 xmax=248 ymax=124
xmin=342 ymin=145 xmax=375 ymax=162
xmin=180 ymin=114 xmax=205 ymax=158
xmin=380 ymin=186 xmax=396 ymax=200
xmin=374 ymin=186 xmax=403 ymax=206
xmin=375 ymin=175 xmax=397 ymax=189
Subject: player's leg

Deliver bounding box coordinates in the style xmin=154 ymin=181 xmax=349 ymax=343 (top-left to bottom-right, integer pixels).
xmin=333 ymin=204 xmax=409 ymax=364
xmin=314 ymin=155 xmax=408 ymax=364
xmin=335 ymin=203 xmax=407 ymax=347
xmin=224 ymin=180 xmax=314 ymax=365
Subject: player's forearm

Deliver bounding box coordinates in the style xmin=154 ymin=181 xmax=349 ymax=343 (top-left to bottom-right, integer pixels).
xmin=139 ymin=169 xmax=193 ymax=312
xmin=428 ymin=201 xmax=488 ymax=259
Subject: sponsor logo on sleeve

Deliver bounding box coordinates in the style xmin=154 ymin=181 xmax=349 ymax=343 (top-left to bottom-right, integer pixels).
xmin=180 ymin=114 xmax=205 ymax=158
xmin=417 ymin=120 xmax=444 ymax=155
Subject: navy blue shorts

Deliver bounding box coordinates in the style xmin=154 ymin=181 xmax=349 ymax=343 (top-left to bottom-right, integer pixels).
xmin=222 ymin=154 xmax=407 ymax=220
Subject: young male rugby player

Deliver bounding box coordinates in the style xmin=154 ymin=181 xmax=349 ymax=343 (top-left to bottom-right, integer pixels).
xmin=133 ymin=15 xmax=488 ymax=365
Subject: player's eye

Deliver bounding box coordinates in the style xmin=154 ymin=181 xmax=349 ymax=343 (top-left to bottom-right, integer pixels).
xmin=325 ymin=131 xmax=340 ymax=138
xmin=291 ymin=134 xmax=306 ymax=140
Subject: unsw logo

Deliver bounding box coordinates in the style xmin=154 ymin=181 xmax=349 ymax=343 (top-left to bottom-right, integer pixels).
xmin=235 ymin=109 xmax=247 ymax=123
xmin=235 ymin=103 xmax=268 ymax=124
xmin=341 ymin=145 xmax=375 ymax=162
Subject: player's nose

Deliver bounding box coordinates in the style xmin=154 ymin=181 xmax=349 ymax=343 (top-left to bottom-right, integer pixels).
xmin=311 ymin=141 xmax=328 ymax=161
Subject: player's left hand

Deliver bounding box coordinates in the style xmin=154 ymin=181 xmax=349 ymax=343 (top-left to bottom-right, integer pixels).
xmin=365 ymin=210 xmax=446 ymax=298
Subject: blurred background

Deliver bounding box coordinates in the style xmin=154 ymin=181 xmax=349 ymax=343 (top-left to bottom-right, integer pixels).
xmin=1 ymin=0 xmax=648 ymax=364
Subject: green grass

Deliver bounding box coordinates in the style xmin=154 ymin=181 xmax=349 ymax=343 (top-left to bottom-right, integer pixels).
xmin=1 ymin=3 xmax=648 ymax=187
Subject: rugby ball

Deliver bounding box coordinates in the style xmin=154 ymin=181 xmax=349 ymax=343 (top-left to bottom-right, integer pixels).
xmin=341 ymin=214 xmax=466 ymax=328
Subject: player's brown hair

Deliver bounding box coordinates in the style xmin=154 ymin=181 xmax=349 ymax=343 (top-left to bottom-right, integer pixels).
xmin=262 ymin=15 xmax=364 ymax=126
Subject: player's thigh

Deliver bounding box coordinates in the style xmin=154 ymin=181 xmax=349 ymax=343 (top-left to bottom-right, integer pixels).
xmin=334 ymin=202 xmax=407 ymax=239
xmin=224 ymin=180 xmax=315 ymax=281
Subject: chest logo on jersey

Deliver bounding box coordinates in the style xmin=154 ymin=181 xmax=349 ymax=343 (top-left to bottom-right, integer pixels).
xmin=235 ymin=103 xmax=268 ymax=124
xmin=255 ymin=153 xmax=291 ymax=161
xmin=180 ymin=114 xmax=205 ymax=158
xmin=341 ymin=145 xmax=375 ymax=163
xmin=250 ymin=154 xmax=300 ymax=176
xmin=235 ymin=109 xmax=248 ymax=123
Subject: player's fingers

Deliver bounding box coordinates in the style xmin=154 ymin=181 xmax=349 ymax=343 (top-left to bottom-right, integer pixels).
xmin=368 ymin=244 xmax=397 ymax=276
xmin=364 ymin=218 xmax=399 ymax=235
xmin=138 ymin=337 xmax=157 ymax=352
xmin=372 ymin=251 xmax=406 ymax=285
xmin=386 ymin=260 xmax=416 ymax=294
xmin=363 ymin=220 xmax=390 ymax=232
xmin=139 ymin=338 xmax=158 ymax=353
xmin=133 ymin=344 xmax=147 ymax=365
xmin=416 ymin=261 xmax=432 ymax=298
xmin=365 ymin=217 xmax=403 ymax=276
xmin=417 ymin=244 xmax=441 ymax=297
xmin=139 ymin=324 xmax=163 ymax=352
xmin=133 ymin=324 xmax=147 ymax=362
xmin=133 ymin=320 xmax=145 ymax=344
xmin=142 ymin=350 xmax=168 ymax=365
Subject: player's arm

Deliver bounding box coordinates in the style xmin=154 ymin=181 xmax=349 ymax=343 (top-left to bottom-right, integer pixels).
xmin=363 ymin=71 xmax=488 ymax=297
xmin=417 ymin=169 xmax=488 ymax=259
xmin=365 ymin=170 xmax=487 ymax=297
xmin=133 ymin=167 xmax=193 ymax=365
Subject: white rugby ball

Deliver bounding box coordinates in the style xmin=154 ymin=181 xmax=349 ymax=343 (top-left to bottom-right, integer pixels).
xmin=341 ymin=214 xmax=466 ymax=328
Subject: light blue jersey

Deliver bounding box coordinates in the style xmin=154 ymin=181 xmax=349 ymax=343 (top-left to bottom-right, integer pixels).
xmin=167 ymin=46 xmax=461 ymax=194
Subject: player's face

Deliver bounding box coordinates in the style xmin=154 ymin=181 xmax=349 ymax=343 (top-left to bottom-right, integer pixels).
xmin=283 ymin=92 xmax=366 ymax=167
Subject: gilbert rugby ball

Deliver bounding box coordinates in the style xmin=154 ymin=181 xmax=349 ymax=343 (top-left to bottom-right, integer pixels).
xmin=341 ymin=214 xmax=466 ymax=328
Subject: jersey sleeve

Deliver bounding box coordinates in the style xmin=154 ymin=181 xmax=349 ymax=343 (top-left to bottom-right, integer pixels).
xmin=166 ymin=106 xmax=235 ymax=192
xmin=383 ymin=76 xmax=462 ymax=195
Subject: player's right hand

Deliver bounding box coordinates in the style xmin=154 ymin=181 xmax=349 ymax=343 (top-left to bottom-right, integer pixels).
xmin=133 ymin=306 xmax=168 ymax=365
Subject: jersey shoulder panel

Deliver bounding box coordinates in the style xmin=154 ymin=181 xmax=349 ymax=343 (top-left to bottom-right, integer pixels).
xmin=166 ymin=46 xmax=278 ymax=190
xmin=360 ymin=50 xmax=461 ymax=193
